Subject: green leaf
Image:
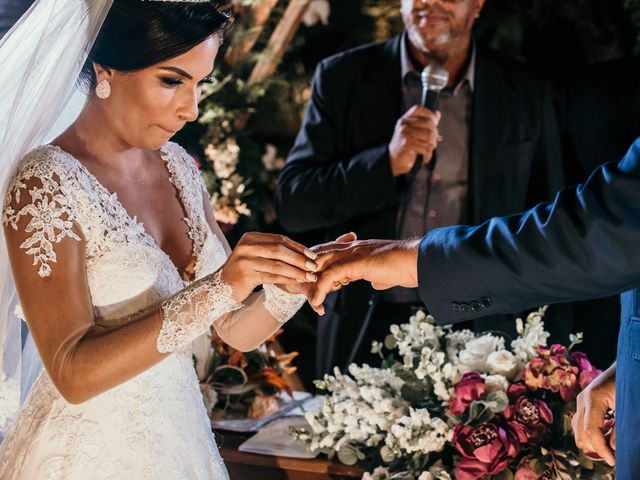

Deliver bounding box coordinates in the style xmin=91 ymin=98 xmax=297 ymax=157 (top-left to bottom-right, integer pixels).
xmin=380 ymin=446 xmax=396 ymax=463
xmin=530 ymin=458 xmax=548 ymax=476
xmin=491 ymin=469 xmax=514 ymax=480
xmin=384 ymin=334 xmax=398 ymax=350
xmin=485 ymin=390 xmax=509 ymax=413
xmin=465 ymin=400 xmax=495 ymax=425
xmin=337 ymin=445 xmax=359 ymax=466
xmin=401 ymin=382 xmax=429 ymax=405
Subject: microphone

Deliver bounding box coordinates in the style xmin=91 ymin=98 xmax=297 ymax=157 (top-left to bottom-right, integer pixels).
xmin=420 ymin=63 xmax=449 ymax=111
xmin=413 ymin=64 xmax=449 ymax=174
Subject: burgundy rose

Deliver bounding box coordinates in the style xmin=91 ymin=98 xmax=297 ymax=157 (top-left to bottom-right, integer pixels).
xmin=449 ymin=372 xmax=486 ymax=416
xmin=453 ymin=420 xmax=520 ymax=480
xmin=572 ymin=351 xmax=603 ymax=389
xmin=503 ymin=395 xmax=553 ymax=445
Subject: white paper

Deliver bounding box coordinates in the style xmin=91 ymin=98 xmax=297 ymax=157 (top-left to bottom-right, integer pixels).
xmin=238 ymin=416 xmax=318 ymax=459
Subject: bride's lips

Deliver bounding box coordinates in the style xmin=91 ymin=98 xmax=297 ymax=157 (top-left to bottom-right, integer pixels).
xmin=157 ymin=125 xmax=178 ymax=135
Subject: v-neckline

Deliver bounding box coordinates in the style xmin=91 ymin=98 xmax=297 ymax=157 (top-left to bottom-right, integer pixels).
xmin=49 ymin=143 xmax=200 ymax=283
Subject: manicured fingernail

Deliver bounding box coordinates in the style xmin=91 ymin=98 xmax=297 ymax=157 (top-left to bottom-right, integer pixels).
xmin=304 ymin=249 xmax=317 ymax=260
xmin=306 ymin=272 xmax=317 ymax=282
xmin=306 ymin=260 xmax=318 ymax=272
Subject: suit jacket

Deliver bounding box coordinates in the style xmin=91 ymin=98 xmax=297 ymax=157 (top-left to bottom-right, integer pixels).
xmin=418 ymin=139 xmax=640 ymax=478
xmin=276 ymin=34 xmax=564 ymax=375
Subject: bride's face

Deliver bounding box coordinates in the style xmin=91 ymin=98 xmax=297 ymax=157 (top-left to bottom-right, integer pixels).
xmin=97 ymin=35 xmax=220 ymax=150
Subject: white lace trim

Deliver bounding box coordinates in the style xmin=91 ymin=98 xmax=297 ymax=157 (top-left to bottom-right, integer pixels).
xmin=262 ymin=284 xmax=306 ymax=323
xmin=157 ymin=271 xmax=242 ymax=353
xmin=3 ymin=170 xmax=82 ymax=278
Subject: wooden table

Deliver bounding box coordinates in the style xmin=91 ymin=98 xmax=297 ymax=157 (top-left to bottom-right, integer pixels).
xmin=218 ymin=431 xmax=365 ymax=479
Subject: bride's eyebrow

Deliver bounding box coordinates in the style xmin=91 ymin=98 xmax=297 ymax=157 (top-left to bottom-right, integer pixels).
xmin=158 ymin=66 xmax=193 ymax=79
xmin=158 ymin=66 xmax=214 ymax=81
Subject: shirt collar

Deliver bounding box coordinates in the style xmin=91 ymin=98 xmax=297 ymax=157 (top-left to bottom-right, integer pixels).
xmin=400 ymin=31 xmax=476 ymax=94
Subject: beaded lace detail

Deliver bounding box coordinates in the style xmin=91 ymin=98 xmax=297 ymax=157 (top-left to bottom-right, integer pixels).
xmin=158 ymin=271 xmax=242 ymax=353
xmin=262 ymin=284 xmax=306 ymax=323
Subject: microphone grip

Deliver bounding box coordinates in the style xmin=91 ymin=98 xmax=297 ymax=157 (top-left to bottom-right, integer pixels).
xmin=413 ymin=89 xmax=440 ymax=174
xmin=421 ymin=89 xmax=440 ymax=112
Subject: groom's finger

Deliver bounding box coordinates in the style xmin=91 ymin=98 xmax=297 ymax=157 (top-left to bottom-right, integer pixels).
xmin=313 ymin=262 xmax=355 ymax=306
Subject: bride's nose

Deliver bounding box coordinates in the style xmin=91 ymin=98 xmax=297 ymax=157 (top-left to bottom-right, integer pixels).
xmin=177 ymin=88 xmax=199 ymax=123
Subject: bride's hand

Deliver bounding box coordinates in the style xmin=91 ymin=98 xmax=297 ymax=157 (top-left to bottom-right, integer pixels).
xmin=275 ymin=232 xmax=359 ymax=315
xmin=221 ymin=232 xmax=318 ymax=303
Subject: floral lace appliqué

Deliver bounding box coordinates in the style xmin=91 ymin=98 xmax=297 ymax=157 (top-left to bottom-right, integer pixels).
xmin=3 ymin=175 xmax=81 ymax=278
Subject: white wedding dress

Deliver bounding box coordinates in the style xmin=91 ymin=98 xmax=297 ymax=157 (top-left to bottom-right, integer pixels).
xmin=0 ymin=142 xmax=232 ymax=479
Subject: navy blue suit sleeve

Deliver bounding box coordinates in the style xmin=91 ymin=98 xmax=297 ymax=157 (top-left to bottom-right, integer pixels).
xmin=275 ymin=63 xmax=400 ymax=233
xmin=418 ymin=138 xmax=640 ymax=324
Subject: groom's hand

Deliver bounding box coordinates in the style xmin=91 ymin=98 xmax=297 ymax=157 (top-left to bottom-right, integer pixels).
xmin=311 ymin=239 xmax=420 ymax=307
xmin=572 ymin=363 xmax=616 ymax=467
xmin=278 ymin=232 xmax=359 ymax=315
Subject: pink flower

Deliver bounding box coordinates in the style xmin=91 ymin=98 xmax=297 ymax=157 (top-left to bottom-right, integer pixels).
xmin=523 ymin=345 xmax=580 ymax=401
xmin=572 ymin=351 xmax=603 ymax=389
xmin=503 ymin=395 xmax=553 ymax=445
xmin=453 ymin=420 xmax=520 ymax=480
xmin=449 ymin=372 xmax=486 ymax=416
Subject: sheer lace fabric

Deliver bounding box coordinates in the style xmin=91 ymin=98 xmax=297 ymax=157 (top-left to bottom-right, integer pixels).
xmin=158 ymin=271 xmax=241 ymax=354
xmin=262 ymin=284 xmax=307 ymax=323
xmin=0 ymin=143 xmax=231 ymax=479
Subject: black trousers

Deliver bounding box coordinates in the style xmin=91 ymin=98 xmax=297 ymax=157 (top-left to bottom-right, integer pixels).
xmin=346 ymin=298 xmax=424 ymax=368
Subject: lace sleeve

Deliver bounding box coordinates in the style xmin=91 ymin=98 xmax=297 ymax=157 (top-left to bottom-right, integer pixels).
xmin=2 ymin=162 xmax=81 ymax=278
xmin=262 ymin=284 xmax=306 ymax=323
xmin=157 ymin=270 xmax=243 ymax=353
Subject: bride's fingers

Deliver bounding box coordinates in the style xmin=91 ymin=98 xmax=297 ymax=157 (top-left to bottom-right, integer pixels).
xmin=253 ymin=259 xmax=317 ymax=283
xmin=243 ymin=232 xmax=317 ymax=260
xmin=249 ymin=244 xmax=319 ymax=273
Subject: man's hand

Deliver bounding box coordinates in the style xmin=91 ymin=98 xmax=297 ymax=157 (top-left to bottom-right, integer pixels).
xmin=389 ymin=106 xmax=441 ymax=177
xmin=311 ymin=239 xmax=420 ymax=307
xmin=572 ymin=363 xmax=616 ymax=467
xmin=279 ymin=232 xmax=359 ymax=315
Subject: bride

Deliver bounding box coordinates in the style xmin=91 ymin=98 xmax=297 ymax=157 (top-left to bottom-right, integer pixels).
xmin=0 ymin=0 xmax=325 ymax=478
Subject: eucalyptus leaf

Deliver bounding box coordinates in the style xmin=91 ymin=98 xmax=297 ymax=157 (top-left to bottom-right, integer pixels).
xmin=491 ymin=469 xmax=514 ymax=480
xmin=385 ymin=334 xmax=397 ymax=350
xmin=337 ymin=445 xmax=359 ymax=465
xmin=380 ymin=446 xmax=396 ymax=463
xmin=485 ymin=390 xmax=509 ymax=413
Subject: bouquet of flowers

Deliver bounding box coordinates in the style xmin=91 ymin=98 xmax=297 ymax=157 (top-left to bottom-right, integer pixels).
xmin=293 ymin=308 xmax=615 ymax=480
xmin=197 ymin=329 xmax=298 ymax=420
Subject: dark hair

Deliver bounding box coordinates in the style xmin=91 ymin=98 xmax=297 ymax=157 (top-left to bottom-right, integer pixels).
xmin=81 ymin=0 xmax=231 ymax=86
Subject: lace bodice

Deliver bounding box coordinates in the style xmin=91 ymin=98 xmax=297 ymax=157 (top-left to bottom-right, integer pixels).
xmin=0 ymin=143 xmax=232 ymax=479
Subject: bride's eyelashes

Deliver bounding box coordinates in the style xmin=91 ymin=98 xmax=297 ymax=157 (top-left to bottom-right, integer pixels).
xmin=159 ymin=76 xmax=215 ymax=88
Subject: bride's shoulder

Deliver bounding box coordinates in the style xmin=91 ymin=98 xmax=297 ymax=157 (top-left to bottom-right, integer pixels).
xmin=12 ymin=144 xmax=77 ymax=182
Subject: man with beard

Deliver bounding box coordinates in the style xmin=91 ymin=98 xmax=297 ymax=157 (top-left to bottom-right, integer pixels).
xmin=276 ymin=0 xmax=565 ymax=375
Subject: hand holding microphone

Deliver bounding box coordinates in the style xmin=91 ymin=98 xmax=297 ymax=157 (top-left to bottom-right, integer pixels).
xmin=388 ymin=64 xmax=449 ymax=177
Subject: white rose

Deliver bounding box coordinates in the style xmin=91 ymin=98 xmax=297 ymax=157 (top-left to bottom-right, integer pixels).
xmin=486 ymin=350 xmax=520 ymax=379
xmin=458 ymin=335 xmax=504 ymax=373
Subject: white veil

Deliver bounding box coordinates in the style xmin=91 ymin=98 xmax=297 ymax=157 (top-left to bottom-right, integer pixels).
xmin=0 ymin=0 xmax=113 ymax=439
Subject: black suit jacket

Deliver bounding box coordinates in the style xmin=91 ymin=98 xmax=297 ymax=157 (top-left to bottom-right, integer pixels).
xmin=417 ymin=140 xmax=640 ymax=478
xmin=276 ymin=35 xmax=564 ymax=375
